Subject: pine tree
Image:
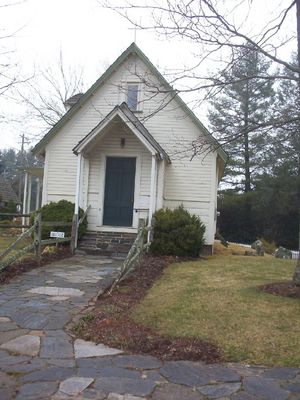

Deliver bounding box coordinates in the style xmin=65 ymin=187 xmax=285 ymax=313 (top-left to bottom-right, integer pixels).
xmin=208 ymin=45 xmax=275 ymax=192
xmin=270 ymin=57 xmax=300 ymax=283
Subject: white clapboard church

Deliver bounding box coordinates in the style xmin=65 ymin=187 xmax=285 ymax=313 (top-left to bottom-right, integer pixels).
xmin=28 ymin=43 xmax=227 ymax=254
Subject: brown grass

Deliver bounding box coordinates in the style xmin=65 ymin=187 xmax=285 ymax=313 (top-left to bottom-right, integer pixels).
xmin=213 ymin=240 xmax=254 ymax=256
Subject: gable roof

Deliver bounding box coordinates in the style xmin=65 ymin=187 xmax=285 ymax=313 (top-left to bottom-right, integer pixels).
xmin=32 ymin=42 xmax=227 ymax=163
xmin=73 ymin=102 xmax=170 ymax=162
xmin=0 ymin=175 xmax=20 ymax=204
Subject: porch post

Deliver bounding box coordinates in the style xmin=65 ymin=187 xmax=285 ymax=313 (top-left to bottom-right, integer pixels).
xmin=35 ymin=177 xmax=41 ymax=211
xmin=75 ymin=153 xmax=83 ymax=215
xmin=22 ymin=171 xmax=28 ymax=230
xmin=74 ymin=153 xmax=83 ymax=248
xmin=83 ymin=158 xmax=89 ymax=209
xmin=27 ymin=174 xmax=32 ymax=214
xmin=156 ymin=160 xmax=165 ymax=210
xmin=148 ymin=154 xmax=157 ymax=242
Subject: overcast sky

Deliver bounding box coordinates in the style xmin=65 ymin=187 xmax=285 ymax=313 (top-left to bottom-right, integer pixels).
xmin=0 ymin=0 xmax=296 ymax=151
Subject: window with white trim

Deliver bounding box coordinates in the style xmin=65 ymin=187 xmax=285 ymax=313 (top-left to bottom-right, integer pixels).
xmin=127 ymin=83 xmax=139 ymax=111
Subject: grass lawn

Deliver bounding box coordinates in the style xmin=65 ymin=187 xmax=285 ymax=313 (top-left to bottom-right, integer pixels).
xmin=0 ymin=230 xmax=31 ymax=258
xmin=0 ymin=235 xmax=19 ymax=253
xmin=133 ymin=243 xmax=300 ymax=367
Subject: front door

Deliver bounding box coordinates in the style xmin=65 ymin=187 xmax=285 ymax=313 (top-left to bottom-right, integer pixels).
xmin=103 ymin=157 xmax=136 ymax=226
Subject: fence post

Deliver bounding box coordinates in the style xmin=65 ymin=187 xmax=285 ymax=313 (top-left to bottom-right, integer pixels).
xmin=34 ymin=212 xmax=42 ymax=265
xmin=70 ymin=214 xmax=78 ymax=254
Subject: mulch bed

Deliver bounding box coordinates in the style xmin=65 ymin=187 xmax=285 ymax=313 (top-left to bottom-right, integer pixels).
xmin=260 ymin=281 xmax=300 ymax=299
xmin=74 ymin=255 xmax=222 ymax=363
xmin=0 ymin=247 xmax=72 ymax=284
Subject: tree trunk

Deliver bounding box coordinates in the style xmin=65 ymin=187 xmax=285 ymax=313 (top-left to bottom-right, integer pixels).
xmin=244 ymin=81 xmax=251 ymax=193
xmin=293 ymin=0 xmax=300 ymax=285
xmin=244 ymin=132 xmax=251 ymax=193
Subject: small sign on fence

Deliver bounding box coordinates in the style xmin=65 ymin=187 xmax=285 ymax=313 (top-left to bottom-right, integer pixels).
xmin=50 ymin=231 xmax=65 ymax=239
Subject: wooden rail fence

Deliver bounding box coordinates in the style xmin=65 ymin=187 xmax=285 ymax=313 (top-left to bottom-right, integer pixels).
xmin=107 ymin=224 xmax=149 ymax=295
xmin=0 ymin=212 xmax=76 ymax=272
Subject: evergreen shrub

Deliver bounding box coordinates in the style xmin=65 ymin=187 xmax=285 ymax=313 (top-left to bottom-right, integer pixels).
xmin=150 ymin=206 xmax=206 ymax=257
xmin=31 ymin=200 xmax=87 ymax=240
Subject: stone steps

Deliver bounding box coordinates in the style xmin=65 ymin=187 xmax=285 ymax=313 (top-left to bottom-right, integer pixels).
xmin=77 ymin=231 xmax=136 ymax=258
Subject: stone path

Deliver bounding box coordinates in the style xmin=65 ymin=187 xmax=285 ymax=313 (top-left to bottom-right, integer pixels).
xmin=0 ymin=255 xmax=299 ymax=400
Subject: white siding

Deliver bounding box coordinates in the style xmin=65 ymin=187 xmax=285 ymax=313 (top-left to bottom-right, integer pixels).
xmin=43 ymin=53 xmax=219 ymax=245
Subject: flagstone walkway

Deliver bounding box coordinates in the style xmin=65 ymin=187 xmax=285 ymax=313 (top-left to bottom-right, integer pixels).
xmin=0 ymin=255 xmax=299 ymax=400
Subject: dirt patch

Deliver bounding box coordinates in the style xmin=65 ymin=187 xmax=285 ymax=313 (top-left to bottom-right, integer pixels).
xmin=260 ymin=281 xmax=300 ymax=299
xmin=73 ymin=255 xmax=221 ymax=363
xmin=0 ymin=246 xmax=72 ymax=284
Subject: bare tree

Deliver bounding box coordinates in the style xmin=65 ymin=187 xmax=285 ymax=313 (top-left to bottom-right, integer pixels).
xmin=0 ymin=0 xmax=28 ymax=118
xmin=105 ymin=1 xmax=299 ymax=137
xmin=105 ymin=0 xmax=300 ymax=284
xmin=17 ymin=50 xmax=85 ymax=129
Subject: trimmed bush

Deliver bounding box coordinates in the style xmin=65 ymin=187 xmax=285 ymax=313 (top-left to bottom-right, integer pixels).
xmin=0 ymin=200 xmax=17 ymax=221
xmin=31 ymin=200 xmax=87 ymax=240
xmin=150 ymin=206 xmax=206 ymax=257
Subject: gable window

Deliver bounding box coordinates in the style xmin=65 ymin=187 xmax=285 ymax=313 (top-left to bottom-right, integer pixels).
xmin=127 ymin=84 xmax=139 ymax=111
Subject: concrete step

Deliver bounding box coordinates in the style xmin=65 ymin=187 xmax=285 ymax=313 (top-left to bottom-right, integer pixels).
xmin=75 ymin=247 xmax=127 ymax=259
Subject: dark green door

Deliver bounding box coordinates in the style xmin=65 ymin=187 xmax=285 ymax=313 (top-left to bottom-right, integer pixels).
xmin=103 ymin=157 xmax=136 ymax=226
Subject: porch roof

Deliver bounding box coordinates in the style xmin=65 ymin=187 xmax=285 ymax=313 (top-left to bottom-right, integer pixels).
xmin=22 ymin=167 xmax=44 ymax=178
xmin=73 ymin=102 xmax=171 ymax=162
